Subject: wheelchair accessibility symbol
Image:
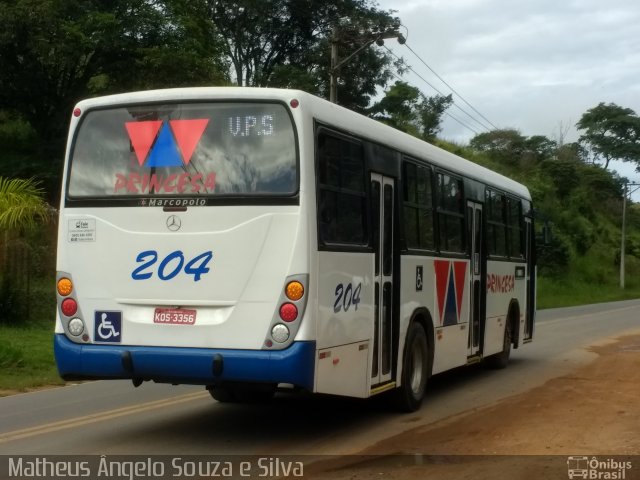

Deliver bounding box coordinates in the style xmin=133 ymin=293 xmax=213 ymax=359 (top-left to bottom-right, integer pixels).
xmin=94 ymin=311 xmax=122 ymax=342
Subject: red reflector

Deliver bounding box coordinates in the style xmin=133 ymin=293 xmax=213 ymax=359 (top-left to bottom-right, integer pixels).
xmin=73 ymin=108 xmax=81 ymax=117
xmin=279 ymin=303 xmax=298 ymax=322
xmin=290 ymin=99 xmax=299 ymax=108
xmin=61 ymin=298 xmax=78 ymax=317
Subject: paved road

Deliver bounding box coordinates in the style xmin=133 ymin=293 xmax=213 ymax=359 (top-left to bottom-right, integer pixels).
xmin=1 ymin=299 xmax=639 ymax=455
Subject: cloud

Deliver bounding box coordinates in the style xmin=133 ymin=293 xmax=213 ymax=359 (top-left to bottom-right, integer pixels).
xmin=378 ymin=0 xmax=640 ymax=155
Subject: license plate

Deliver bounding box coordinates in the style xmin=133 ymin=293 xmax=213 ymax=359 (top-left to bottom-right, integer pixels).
xmin=153 ymin=308 xmax=196 ymax=325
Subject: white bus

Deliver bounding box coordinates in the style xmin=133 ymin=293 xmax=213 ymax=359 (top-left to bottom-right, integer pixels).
xmin=55 ymin=87 xmax=536 ymax=411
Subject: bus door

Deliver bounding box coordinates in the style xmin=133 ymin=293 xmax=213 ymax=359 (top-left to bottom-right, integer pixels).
xmin=371 ymin=173 xmax=394 ymax=386
xmin=524 ymin=217 xmax=534 ymax=341
xmin=467 ymin=201 xmax=484 ymax=357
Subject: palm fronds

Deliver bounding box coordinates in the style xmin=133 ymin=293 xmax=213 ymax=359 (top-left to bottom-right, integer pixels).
xmin=0 ymin=177 xmax=52 ymax=231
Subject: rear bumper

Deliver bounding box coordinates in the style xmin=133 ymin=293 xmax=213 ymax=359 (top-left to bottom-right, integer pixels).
xmin=54 ymin=334 xmax=315 ymax=390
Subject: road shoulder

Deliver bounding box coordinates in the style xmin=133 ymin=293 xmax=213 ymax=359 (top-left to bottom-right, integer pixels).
xmin=307 ymin=332 xmax=640 ymax=478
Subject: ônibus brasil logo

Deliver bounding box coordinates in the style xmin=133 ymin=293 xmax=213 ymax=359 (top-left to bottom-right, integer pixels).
xmin=116 ymin=119 xmax=215 ymax=194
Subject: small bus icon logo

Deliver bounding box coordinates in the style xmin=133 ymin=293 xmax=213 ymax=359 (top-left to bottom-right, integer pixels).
xmin=567 ymin=456 xmax=589 ymax=479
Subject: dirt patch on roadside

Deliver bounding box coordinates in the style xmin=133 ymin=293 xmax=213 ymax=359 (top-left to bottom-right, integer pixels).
xmin=308 ymin=333 xmax=640 ymax=479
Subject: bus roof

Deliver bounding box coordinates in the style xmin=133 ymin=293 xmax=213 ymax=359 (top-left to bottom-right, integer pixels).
xmin=74 ymin=87 xmax=531 ymax=201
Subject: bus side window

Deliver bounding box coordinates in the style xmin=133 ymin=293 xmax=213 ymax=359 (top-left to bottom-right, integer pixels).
xmin=403 ymin=160 xmax=435 ymax=251
xmin=317 ymin=132 xmax=366 ymax=246
xmin=436 ymin=172 xmax=465 ymax=253
xmin=486 ymin=189 xmax=508 ymax=257
xmin=507 ymin=197 xmax=524 ymax=259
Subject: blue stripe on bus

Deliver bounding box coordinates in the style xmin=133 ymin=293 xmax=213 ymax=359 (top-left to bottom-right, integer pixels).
xmin=54 ymin=335 xmax=315 ymax=390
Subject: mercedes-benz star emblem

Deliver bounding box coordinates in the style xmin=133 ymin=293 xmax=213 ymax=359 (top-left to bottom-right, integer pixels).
xmin=166 ymin=215 xmax=181 ymax=232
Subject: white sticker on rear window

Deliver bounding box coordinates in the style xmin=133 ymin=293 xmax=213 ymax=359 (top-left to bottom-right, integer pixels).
xmin=68 ymin=219 xmax=96 ymax=243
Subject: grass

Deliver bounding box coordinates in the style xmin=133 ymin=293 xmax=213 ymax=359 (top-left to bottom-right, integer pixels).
xmin=0 ymin=277 xmax=64 ymax=395
xmin=537 ymin=276 xmax=640 ymax=309
xmin=0 ymin=319 xmax=64 ymax=394
xmin=537 ymin=243 xmax=640 ymax=308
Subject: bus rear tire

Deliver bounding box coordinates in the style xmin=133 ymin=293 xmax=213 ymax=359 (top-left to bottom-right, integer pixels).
xmin=485 ymin=321 xmax=512 ymax=369
xmin=233 ymin=384 xmax=276 ymax=403
xmin=207 ymin=385 xmax=237 ymax=403
xmin=392 ymin=322 xmax=429 ymax=413
xmin=207 ymin=383 xmax=276 ymax=404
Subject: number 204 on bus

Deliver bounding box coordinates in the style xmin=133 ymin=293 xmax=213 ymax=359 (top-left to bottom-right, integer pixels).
xmin=55 ymin=87 xmax=537 ymax=411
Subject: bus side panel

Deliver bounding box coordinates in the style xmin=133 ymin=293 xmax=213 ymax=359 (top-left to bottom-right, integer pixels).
xmin=398 ymin=255 xmax=471 ymax=377
xmin=314 ymin=251 xmax=373 ymax=397
xmin=427 ymin=258 xmax=470 ymax=375
xmin=316 ymin=342 xmax=369 ymax=398
xmin=484 ymin=260 xmax=527 ymax=356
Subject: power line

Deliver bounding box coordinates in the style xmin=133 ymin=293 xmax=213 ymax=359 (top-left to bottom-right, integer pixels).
xmin=383 ymin=46 xmax=484 ymax=135
xmin=383 ymin=46 xmax=490 ymax=132
xmin=384 ymin=64 xmax=481 ymax=136
xmin=403 ymin=42 xmax=500 ymax=131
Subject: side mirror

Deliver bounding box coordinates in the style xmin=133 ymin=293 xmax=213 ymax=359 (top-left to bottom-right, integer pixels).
xmin=532 ymin=209 xmax=552 ymax=247
xmin=543 ymin=224 xmax=552 ymax=245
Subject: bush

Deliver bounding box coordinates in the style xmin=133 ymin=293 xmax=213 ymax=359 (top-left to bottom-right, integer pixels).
xmin=0 ymin=280 xmax=26 ymax=325
xmin=537 ymin=233 xmax=572 ymax=277
xmin=0 ymin=112 xmax=36 ymax=152
xmin=564 ymin=215 xmax=596 ymax=255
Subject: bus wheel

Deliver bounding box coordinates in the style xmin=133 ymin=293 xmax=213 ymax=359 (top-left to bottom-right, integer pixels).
xmin=207 ymin=383 xmax=276 ymax=404
xmin=233 ymin=384 xmax=276 ymax=403
xmin=207 ymin=385 xmax=237 ymax=403
xmin=485 ymin=321 xmax=512 ymax=369
xmin=393 ymin=322 xmax=429 ymax=412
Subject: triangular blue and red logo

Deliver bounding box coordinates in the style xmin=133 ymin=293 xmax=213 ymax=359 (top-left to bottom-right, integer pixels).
xmin=434 ymin=260 xmax=468 ymax=326
xmin=125 ymin=119 xmax=209 ymax=167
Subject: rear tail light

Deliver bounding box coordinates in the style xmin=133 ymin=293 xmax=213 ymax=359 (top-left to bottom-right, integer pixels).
xmin=61 ymin=298 xmax=78 ymax=317
xmin=271 ymin=324 xmax=290 ymax=343
xmin=279 ymin=303 xmax=298 ymax=322
xmin=285 ymin=281 xmax=304 ymax=301
xmin=265 ymin=275 xmax=309 ymax=349
xmin=68 ymin=318 xmax=85 ymax=336
xmin=56 ymin=272 xmax=88 ymax=343
xmin=57 ymin=278 xmax=73 ymax=296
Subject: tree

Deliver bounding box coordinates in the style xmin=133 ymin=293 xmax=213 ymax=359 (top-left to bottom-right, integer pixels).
xmin=419 ymin=93 xmax=453 ymax=141
xmin=0 ymin=177 xmax=51 ymax=231
xmin=576 ymin=102 xmax=640 ymax=170
xmin=552 ymin=119 xmax=572 ymax=148
xmin=0 ymin=0 xmax=229 ymax=203
xmin=0 ymin=176 xmax=52 ymax=324
xmin=556 ymin=142 xmax=587 ymax=163
xmin=370 ymin=81 xmax=452 ymax=141
xmin=206 ymin=0 xmax=401 ymax=111
xmin=0 ymin=0 xmax=228 ymax=162
xmin=370 ymin=81 xmax=421 ymax=134
xmin=469 ymin=129 xmax=527 ymax=163
xmin=522 ymin=135 xmax=557 ymax=163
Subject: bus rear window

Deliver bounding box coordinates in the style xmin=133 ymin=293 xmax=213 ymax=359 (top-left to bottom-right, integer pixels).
xmin=68 ymin=102 xmax=297 ymax=198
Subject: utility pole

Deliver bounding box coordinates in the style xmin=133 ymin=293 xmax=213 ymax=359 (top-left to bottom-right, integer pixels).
xmin=330 ymin=26 xmax=339 ymax=104
xmin=330 ymin=26 xmax=405 ymax=104
xmin=620 ymin=182 xmax=640 ymax=288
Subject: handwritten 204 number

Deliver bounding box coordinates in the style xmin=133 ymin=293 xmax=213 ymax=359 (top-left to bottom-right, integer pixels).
xmin=334 ymin=282 xmax=362 ymax=313
xmin=132 ymin=250 xmax=212 ymax=282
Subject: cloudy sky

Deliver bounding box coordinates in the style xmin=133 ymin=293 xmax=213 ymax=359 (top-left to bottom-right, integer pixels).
xmin=377 ymin=0 xmax=640 ymax=181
